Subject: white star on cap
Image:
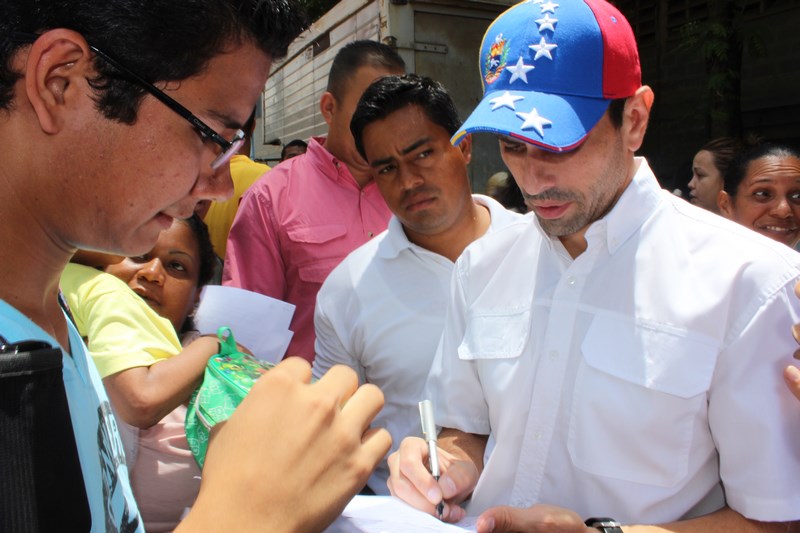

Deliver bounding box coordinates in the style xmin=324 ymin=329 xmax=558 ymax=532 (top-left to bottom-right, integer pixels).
xmin=489 ymin=91 xmax=524 ymax=111
xmin=530 ymin=37 xmax=557 ymax=60
xmin=516 ymin=107 xmax=553 ymax=137
xmin=540 ymin=1 xmax=559 ymax=14
xmin=536 ymin=13 xmax=558 ymax=33
xmin=507 ymin=56 xmax=535 ymax=84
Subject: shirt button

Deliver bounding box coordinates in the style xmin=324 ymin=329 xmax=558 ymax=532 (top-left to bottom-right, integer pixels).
xmin=548 ymin=349 xmax=558 ymax=360
xmin=567 ymin=276 xmax=576 ymax=287
xmin=534 ymin=430 xmax=543 ymax=440
xmin=368 ymin=232 xmax=374 ymax=237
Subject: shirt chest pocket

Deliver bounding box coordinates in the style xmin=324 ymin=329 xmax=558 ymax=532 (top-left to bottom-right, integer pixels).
xmin=457 ymin=308 xmax=531 ymax=360
xmin=285 ymin=224 xmax=347 ymax=284
xmin=568 ymin=314 xmax=718 ymax=488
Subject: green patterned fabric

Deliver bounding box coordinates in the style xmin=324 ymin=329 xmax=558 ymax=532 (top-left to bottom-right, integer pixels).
xmin=185 ymin=327 xmax=274 ymax=468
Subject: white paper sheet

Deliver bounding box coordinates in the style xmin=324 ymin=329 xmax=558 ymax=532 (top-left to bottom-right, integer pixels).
xmin=324 ymin=495 xmax=478 ymax=533
xmin=193 ymin=285 xmax=295 ymax=363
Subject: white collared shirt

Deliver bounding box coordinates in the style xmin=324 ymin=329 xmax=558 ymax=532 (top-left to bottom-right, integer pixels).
xmin=313 ymin=194 xmax=522 ymax=494
xmin=428 ymin=158 xmax=800 ymax=524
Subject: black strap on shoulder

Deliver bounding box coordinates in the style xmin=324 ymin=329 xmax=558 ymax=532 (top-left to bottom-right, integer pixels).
xmin=0 ymin=337 xmax=91 ymax=532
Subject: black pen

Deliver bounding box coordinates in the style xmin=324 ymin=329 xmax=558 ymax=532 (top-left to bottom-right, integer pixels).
xmin=419 ymin=399 xmax=444 ymax=520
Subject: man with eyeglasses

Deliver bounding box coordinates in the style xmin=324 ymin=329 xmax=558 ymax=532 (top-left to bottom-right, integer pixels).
xmin=0 ymin=2 xmax=390 ymax=532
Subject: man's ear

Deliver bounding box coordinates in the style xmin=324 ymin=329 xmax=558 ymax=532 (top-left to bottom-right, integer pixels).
xmin=319 ymin=91 xmax=336 ymax=126
xmin=458 ymin=134 xmax=473 ymax=165
xmin=25 ymin=29 xmax=94 ymax=135
xmin=622 ymin=85 xmax=654 ymax=153
xmin=717 ymin=190 xmax=734 ymax=218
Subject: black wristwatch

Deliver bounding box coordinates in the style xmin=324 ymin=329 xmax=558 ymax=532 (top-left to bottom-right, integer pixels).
xmin=584 ymin=517 xmax=623 ymax=532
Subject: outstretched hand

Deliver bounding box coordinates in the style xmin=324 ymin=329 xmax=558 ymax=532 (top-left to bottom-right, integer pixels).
xmin=180 ymin=358 xmax=391 ymax=532
xmin=476 ymin=504 xmax=590 ymax=533
xmin=785 ymin=365 xmax=800 ymax=402
xmin=787 ymin=281 xmax=800 ymax=402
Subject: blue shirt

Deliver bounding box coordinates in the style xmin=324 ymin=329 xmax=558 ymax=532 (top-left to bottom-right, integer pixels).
xmin=0 ymin=299 xmax=143 ymax=532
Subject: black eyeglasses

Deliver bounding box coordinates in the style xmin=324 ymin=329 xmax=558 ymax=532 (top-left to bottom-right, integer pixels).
xmin=13 ymin=33 xmax=243 ymax=170
xmin=88 ymin=45 xmax=244 ymax=170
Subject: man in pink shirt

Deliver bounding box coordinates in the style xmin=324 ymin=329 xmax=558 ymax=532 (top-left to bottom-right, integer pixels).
xmin=223 ymin=40 xmax=405 ymax=361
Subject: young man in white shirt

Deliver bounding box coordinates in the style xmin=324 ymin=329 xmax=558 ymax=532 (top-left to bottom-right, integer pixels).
xmin=386 ymin=1 xmax=800 ymax=532
xmin=313 ymin=74 xmax=522 ymax=494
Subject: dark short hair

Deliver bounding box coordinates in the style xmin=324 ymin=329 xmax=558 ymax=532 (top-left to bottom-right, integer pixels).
xmin=607 ymin=98 xmax=627 ymax=129
xmin=697 ymin=137 xmax=745 ymax=179
xmin=351 ymin=74 xmax=461 ymax=160
xmin=280 ymin=139 xmax=307 ymax=160
xmin=326 ymin=40 xmax=405 ymax=102
xmin=180 ymin=214 xmax=217 ymax=289
xmin=724 ymin=142 xmax=800 ymax=196
xmin=1 ymin=1 xmax=307 ymax=117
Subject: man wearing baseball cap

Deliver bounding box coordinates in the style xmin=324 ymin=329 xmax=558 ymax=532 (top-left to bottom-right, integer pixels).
xmin=387 ymin=1 xmax=800 ymax=532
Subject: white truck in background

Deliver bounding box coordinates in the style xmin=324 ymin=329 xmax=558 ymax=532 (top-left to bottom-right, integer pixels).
xmin=254 ymin=0 xmax=516 ymax=192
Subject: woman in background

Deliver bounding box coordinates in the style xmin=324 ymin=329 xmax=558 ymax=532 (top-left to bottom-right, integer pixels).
xmin=718 ymin=143 xmax=800 ymax=249
xmin=62 ymin=214 xmax=219 ymax=531
xmin=687 ymin=137 xmax=743 ymax=213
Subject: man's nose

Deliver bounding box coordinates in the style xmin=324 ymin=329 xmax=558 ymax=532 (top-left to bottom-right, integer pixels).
xmin=398 ymin=165 xmax=424 ymax=191
xmin=194 ymin=160 xmax=235 ymax=203
xmin=515 ymin=149 xmax=559 ymax=197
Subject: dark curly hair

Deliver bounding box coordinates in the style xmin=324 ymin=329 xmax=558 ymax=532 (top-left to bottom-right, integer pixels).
xmin=1 ymin=0 xmax=307 ymax=117
xmin=179 ymin=214 xmax=217 ymax=289
xmin=351 ymin=74 xmax=460 ymax=161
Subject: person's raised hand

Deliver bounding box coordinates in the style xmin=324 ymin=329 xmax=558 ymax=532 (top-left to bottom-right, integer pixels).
xmin=180 ymin=358 xmax=390 ymax=532
xmin=386 ymin=436 xmax=479 ymax=522
xmin=785 ymin=365 xmax=800 ymax=402
xmin=476 ymin=503 xmax=590 ymax=533
xmin=787 ymin=280 xmax=800 ymax=402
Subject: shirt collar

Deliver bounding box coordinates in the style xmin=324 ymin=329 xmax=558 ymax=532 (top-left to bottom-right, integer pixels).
xmin=308 ymin=136 xmax=370 ymax=189
xmin=597 ymin=157 xmax=662 ymax=255
xmin=377 ymin=194 xmax=512 ymax=260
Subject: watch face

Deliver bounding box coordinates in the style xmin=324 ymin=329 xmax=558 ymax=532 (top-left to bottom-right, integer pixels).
xmin=585 ymin=517 xmax=623 ymax=532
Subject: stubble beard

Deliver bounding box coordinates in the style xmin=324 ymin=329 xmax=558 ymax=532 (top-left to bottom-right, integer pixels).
xmin=530 ymin=138 xmax=628 ymax=238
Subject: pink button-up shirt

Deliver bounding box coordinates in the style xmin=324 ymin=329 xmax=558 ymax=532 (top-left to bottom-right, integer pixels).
xmin=222 ymin=137 xmax=391 ymax=362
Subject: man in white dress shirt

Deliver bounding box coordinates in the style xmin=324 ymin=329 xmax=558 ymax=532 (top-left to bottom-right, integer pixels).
xmin=312 ymin=74 xmax=522 ymax=494
xmin=386 ymin=1 xmax=800 ymax=532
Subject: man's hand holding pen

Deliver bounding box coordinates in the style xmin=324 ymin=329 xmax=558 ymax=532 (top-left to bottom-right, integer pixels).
xmin=419 ymin=400 xmax=445 ymax=520
xmin=386 ymin=424 xmax=484 ymax=523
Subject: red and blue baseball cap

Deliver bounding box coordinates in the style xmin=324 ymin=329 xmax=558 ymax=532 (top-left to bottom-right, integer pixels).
xmin=452 ymin=0 xmax=641 ymax=152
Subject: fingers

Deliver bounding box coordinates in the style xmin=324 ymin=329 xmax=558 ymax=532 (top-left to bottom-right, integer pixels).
xmin=794 ymin=279 xmax=800 ymax=299
xmin=387 ymin=438 xmax=441 ymax=513
xmin=785 ymin=365 xmax=800 ymax=401
xmin=266 ymin=355 xmax=313 ymax=383
xmin=477 ymin=506 xmax=542 ymax=533
xmin=476 ymin=504 xmax=586 ymax=533
xmin=313 ymin=364 xmax=359 ymax=408
xmin=385 ymin=438 xmax=470 ymax=522
xmin=360 ymin=426 xmax=392 ymax=466
xmin=340 ymin=382 xmax=385 ymax=434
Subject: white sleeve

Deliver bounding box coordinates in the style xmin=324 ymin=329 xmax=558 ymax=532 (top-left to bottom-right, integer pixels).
xmin=312 ymin=271 xmax=366 ymax=384
xmin=709 ymin=277 xmax=800 ymax=521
